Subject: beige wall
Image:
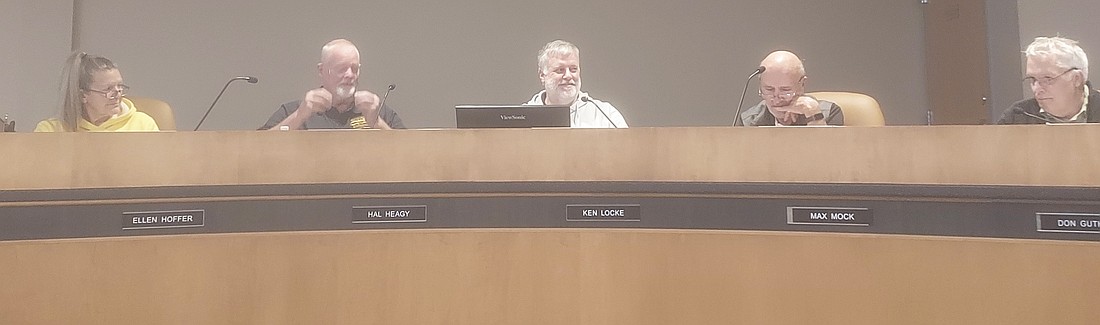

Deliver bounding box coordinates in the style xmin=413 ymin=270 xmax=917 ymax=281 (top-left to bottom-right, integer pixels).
xmin=51 ymin=0 xmax=926 ymax=130
xmin=0 ymin=1 xmax=72 ymax=131
xmin=12 ymin=1 xmax=1086 ymax=129
xmin=987 ymin=1 xmax=1024 ymax=120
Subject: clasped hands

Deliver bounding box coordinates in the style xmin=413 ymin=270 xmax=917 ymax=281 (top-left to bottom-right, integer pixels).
xmin=298 ymin=88 xmax=382 ymax=127
xmin=772 ymin=95 xmax=823 ymax=125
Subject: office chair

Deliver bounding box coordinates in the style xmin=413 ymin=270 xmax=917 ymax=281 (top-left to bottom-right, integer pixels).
xmin=127 ymin=96 xmax=177 ymax=130
xmin=807 ymin=91 xmax=886 ymax=126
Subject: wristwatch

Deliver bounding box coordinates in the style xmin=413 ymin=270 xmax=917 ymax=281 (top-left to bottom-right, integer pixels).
xmin=807 ymin=112 xmax=825 ymax=122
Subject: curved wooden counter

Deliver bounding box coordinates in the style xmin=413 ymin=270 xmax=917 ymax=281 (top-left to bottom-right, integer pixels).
xmin=3 ymin=229 xmax=1098 ymax=324
xmin=1 ymin=126 xmax=1098 ymax=324
xmin=4 ymin=125 xmax=1100 ymax=189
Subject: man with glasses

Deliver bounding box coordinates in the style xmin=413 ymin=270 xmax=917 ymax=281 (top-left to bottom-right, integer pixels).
xmin=736 ymin=51 xmax=843 ymax=126
xmin=997 ymin=36 xmax=1099 ymax=124
xmin=261 ymin=39 xmax=404 ymax=130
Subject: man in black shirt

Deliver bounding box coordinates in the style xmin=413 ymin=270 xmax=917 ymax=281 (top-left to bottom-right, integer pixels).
xmin=997 ymin=36 xmax=1097 ymax=124
xmin=262 ymin=39 xmax=404 ymax=130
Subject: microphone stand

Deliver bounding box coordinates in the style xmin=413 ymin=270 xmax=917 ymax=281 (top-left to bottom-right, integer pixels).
xmin=194 ymin=76 xmax=256 ymax=131
xmin=1015 ymin=108 xmax=1059 ymax=124
xmin=378 ymin=84 xmax=396 ymax=113
xmin=581 ymin=96 xmax=618 ymax=128
xmin=733 ymin=67 xmax=766 ymax=126
xmin=351 ymin=84 xmax=396 ymax=129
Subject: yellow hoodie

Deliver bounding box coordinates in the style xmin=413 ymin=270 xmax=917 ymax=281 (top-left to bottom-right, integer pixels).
xmin=34 ymin=97 xmax=160 ymax=132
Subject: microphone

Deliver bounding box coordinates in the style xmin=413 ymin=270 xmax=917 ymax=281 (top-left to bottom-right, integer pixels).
xmin=379 ymin=84 xmax=396 ymax=111
xmin=350 ymin=84 xmax=396 ymax=129
xmin=194 ymin=76 xmax=258 ymax=131
xmin=1012 ymin=107 xmax=1058 ymax=124
xmin=1 ymin=114 xmax=14 ymax=132
xmin=580 ymin=96 xmax=619 ymax=128
xmin=733 ymin=66 xmax=766 ymax=126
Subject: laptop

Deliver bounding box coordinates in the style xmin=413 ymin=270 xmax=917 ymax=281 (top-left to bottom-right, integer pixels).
xmin=455 ymin=104 xmax=570 ymax=128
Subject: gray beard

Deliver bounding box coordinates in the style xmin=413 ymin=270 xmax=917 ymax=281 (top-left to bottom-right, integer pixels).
xmin=333 ymin=86 xmax=355 ymax=100
xmin=545 ymin=89 xmax=578 ymax=105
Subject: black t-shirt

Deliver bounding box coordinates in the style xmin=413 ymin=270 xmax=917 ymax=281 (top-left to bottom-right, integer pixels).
xmin=260 ymin=99 xmax=405 ymax=130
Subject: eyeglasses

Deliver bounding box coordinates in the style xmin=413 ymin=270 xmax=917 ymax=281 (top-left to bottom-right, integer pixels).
xmin=758 ymin=89 xmax=798 ymax=101
xmin=325 ymin=64 xmax=360 ymax=76
xmin=758 ymin=75 xmax=805 ymax=101
xmin=84 ymin=84 xmax=129 ymax=100
xmin=1023 ymin=68 xmax=1078 ymax=88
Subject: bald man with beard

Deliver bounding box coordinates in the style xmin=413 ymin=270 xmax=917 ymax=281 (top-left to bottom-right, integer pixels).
xmin=262 ymin=39 xmax=405 ymax=130
xmin=735 ymin=51 xmax=844 ymax=126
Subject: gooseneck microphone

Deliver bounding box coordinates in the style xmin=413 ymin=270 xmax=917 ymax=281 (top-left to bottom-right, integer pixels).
xmin=350 ymin=84 xmax=396 ymax=129
xmin=733 ymin=66 xmax=766 ymax=126
xmin=379 ymin=84 xmax=396 ymax=111
xmin=194 ymin=76 xmax=258 ymax=131
xmin=1012 ymin=107 xmax=1058 ymax=124
xmin=580 ymin=96 xmax=619 ymax=128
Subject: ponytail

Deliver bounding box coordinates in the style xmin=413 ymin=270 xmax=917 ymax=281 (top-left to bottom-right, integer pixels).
xmin=57 ymin=51 xmax=117 ymax=131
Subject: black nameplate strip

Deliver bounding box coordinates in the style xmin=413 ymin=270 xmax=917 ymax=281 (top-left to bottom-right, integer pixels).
xmin=1036 ymin=212 xmax=1100 ymax=234
xmin=788 ymin=207 xmax=872 ymax=226
xmin=352 ymin=205 xmax=428 ymax=224
xmin=567 ymin=204 xmax=641 ymax=222
xmin=122 ymin=210 xmax=205 ymax=230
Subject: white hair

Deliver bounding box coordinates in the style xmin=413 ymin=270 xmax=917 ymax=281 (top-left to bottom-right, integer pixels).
xmin=537 ymin=40 xmax=579 ymax=73
xmin=321 ymin=39 xmax=359 ymax=62
xmin=1025 ymin=36 xmax=1089 ymax=80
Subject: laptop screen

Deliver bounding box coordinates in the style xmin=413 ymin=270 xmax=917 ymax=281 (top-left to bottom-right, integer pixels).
xmin=455 ymin=104 xmax=570 ymax=128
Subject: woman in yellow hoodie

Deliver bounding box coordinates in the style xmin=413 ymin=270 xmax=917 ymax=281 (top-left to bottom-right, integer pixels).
xmin=35 ymin=52 xmax=159 ymax=132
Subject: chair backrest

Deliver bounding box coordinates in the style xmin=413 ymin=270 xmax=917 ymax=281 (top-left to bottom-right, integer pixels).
xmin=127 ymin=96 xmax=176 ymax=130
xmin=807 ymin=91 xmax=886 ymax=126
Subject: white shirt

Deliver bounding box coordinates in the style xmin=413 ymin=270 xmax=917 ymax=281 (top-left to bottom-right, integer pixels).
xmin=525 ymin=91 xmax=629 ymax=128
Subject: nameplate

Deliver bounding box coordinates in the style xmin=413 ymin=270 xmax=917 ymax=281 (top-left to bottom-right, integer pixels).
xmin=787 ymin=207 xmax=872 ymax=226
xmin=567 ymin=204 xmax=641 ymax=222
xmin=352 ymin=205 xmax=428 ymax=224
xmin=122 ymin=210 xmax=205 ymax=230
xmin=1036 ymin=212 xmax=1100 ymax=234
